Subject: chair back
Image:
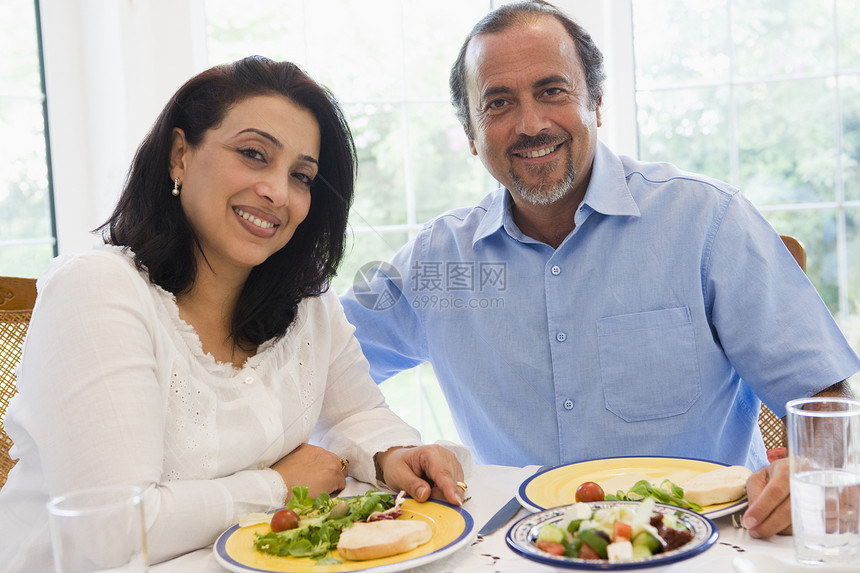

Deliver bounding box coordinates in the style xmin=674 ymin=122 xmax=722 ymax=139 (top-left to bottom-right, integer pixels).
xmin=0 ymin=276 xmax=37 ymax=488
xmin=757 ymin=235 xmax=806 ymax=452
xmin=779 ymin=234 xmax=806 ymax=272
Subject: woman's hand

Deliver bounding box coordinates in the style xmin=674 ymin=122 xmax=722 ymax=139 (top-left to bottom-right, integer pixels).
xmin=271 ymin=443 xmax=347 ymax=500
xmin=375 ymin=445 xmax=466 ymax=506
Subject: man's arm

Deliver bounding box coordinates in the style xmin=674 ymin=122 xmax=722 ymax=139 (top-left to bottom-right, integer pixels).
xmin=339 ymin=257 xmax=428 ymax=383
xmin=810 ymin=380 xmax=856 ymax=399
xmin=743 ymin=379 xmax=857 ymax=537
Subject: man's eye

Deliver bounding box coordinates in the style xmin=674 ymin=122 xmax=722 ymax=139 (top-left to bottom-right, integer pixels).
xmin=487 ymin=99 xmax=507 ymax=110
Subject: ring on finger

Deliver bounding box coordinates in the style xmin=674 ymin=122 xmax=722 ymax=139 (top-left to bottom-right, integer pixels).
xmin=456 ymin=481 xmax=468 ymax=492
xmin=340 ymin=458 xmax=350 ymax=472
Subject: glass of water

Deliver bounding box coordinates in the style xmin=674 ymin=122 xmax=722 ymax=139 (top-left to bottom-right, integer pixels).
xmin=47 ymin=485 xmax=148 ymax=572
xmin=787 ymin=397 xmax=860 ymax=565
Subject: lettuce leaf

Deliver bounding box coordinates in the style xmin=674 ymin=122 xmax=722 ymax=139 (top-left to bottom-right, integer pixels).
xmin=604 ymin=479 xmax=702 ymax=512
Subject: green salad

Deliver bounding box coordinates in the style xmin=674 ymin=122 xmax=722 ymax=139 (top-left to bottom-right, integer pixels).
xmin=605 ymin=479 xmax=702 ymax=512
xmin=535 ymin=498 xmax=696 ymax=563
xmin=253 ymin=487 xmax=399 ymax=562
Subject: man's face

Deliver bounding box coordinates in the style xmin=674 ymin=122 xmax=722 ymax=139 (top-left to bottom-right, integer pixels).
xmin=464 ymin=15 xmax=601 ymax=208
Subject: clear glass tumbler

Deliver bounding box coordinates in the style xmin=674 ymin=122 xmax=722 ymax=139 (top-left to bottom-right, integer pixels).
xmin=787 ymin=397 xmax=860 ymax=565
xmin=47 ymin=484 xmax=148 ymax=572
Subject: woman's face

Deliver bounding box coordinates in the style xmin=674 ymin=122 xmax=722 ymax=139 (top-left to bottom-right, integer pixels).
xmin=170 ymin=94 xmax=320 ymax=277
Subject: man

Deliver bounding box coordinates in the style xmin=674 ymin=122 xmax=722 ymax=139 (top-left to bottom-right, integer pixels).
xmin=340 ymin=0 xmax=859 ymax=538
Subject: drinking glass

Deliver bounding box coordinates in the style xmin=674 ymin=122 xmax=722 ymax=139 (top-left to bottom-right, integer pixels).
xmin=47 ymin=484 xmax=148 ymax=572
xmin=787 ymin=397 xmax=860 ymax=565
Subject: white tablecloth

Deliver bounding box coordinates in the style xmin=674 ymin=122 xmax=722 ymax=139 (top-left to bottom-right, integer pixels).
xmin=151 ymin=464 xmax=842 ymax=573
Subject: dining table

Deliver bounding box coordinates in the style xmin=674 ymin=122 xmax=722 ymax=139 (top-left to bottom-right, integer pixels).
xmin=151 ymin=463 xmax=820 ymax=573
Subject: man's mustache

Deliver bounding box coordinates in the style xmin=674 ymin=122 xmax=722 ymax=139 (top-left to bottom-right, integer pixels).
xmin=507 ymin=133 xmax=567 ymax=155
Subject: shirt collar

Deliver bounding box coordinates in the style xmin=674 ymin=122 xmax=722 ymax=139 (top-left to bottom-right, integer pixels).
xmin=582 ymin=140 xmax=640 ymax=218
xmin=473 ymin=188 xmax=508 ymax=245
xmin=472 ymin=140 xmax=640 ymax=246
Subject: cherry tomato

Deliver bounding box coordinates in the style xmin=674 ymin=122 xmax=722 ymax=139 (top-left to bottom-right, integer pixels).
xmin=536 ymin=540 xmax=566 ymax=556
xmin=270 ymin=508 xmax=299 ymax=532
xmin=575 ymin=481 xmax=605 ymax=503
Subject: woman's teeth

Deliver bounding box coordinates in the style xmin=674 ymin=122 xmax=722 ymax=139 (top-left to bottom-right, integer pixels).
xmin=520 ymin=145 xmax=558 ymax=158
xmin=233 ymin=208 xmax=275 ymax=229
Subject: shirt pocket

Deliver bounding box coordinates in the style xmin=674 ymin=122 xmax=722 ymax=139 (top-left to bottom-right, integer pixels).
xmin=596 ymin=307 xmax=701 ymax=422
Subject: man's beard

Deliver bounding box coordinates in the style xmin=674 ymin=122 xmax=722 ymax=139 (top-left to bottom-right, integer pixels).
xmin=509 ymin=153 xmax=576 ymax=206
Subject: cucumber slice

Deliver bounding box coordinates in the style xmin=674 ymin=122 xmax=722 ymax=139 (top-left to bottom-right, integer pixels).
xmin=536 ymin=524 xmax=566 ymax=545
xmin=578 ymin=528 xmax=609 ymax=559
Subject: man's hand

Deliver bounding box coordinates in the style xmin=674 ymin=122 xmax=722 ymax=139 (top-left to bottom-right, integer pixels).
xmin=742 ymin=458 xmax=792 ymax=537
xmin=375 ymin=445 xmax=466 ymax=506
xmin=745 ymin=380 xmax=856 ymax=536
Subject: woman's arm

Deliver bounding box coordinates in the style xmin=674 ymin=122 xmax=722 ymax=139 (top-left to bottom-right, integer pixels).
xmin=17 ymin=252 xmax=284 ymax=563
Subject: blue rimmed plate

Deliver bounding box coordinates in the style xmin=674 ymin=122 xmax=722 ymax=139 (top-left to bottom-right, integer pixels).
xmin=517 ymin=456 xmax=748 ymax=519
xmin=506 ymin=500 xmax=719 ymax=570
xmin=214 ymin=498 xmax=474 ymax=572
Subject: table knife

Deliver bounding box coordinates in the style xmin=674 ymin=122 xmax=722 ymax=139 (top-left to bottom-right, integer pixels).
xmin=477 ymin=465 xmax=551 ymax=536
xmin=478 ymin=496 xmax=523 ymax=536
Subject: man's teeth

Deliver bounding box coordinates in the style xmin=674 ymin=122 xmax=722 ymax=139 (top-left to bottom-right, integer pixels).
xmin=233 ymin=208 xmax=275 ymax=229
xmin=521 ymin=145 xmax=557 ymax=158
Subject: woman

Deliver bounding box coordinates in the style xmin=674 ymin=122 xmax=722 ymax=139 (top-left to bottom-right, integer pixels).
xmin=0 ymin=56 xmax=469 ymax=570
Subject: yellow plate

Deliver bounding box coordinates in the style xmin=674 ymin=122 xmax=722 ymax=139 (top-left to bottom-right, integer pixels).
xmin=214 ymin=498 xmax=474 ymax=572
xmin=516 ymin=456 xmax=748 ymax=518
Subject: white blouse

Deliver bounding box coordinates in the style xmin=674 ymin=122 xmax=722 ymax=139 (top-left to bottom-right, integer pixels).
xmin=0 ymin=247 xmax=468 ymax=572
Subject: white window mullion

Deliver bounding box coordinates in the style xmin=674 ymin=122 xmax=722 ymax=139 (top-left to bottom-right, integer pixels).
xmin=833 ymin=0 xmax=849 ymax=320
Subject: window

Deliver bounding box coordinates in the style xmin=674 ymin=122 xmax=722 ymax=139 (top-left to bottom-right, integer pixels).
xmin=0 ymin=0 xmax=56 ymax=277
xmin=631 ymin=0 xmax=860 ymax=348
xmin=204 ymin=0 xmax=499 ymax=442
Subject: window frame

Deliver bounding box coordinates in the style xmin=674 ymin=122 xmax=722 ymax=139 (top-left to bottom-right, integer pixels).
xmin=0 ymin=0 xmax=58 ymax=273
xmin=628 ymin=0 xmax=859 ymax=323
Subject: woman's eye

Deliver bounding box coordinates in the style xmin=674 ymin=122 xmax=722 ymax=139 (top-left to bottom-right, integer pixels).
xmin=239 ymin=147 xmax=265 ymax=161
xmin=293 ymin=172 xmax=314 ymax=187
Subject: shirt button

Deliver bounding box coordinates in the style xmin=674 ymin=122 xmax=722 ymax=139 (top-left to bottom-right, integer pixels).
xmin=556 ymin=332 xmax=567 ymax=342
xmin=563 ymin=399 xmax=574 ymax=410
xmin=244 ymin=376 xmax=255 ymax=385
xmin=550 ymin=265 xmax=561 ymax=276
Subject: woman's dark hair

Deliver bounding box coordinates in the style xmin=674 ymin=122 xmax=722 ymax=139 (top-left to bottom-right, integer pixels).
xmin=99 ymin=55 xmax=356 ymax=349
xmin=449 ymin=0 xmax=606 ymax=140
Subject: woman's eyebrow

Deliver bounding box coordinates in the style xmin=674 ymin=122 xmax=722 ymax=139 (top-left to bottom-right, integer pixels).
xmin=238 ymin=127 xmax=282 ymax=148
xmin=238 ymin=127 xmax=318 ymax=165
xmin=299 ymin=154 xmax=319 ymax=166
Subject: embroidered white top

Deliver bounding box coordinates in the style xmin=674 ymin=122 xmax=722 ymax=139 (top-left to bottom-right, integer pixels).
xmin=0 ymin=246 xmax=465 ymax=572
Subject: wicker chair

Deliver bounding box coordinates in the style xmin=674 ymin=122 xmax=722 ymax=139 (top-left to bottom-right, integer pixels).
xmin=756 ymin=235 xmax=806 ymax=453
xmin=0 ymin=276 xmax=37 ymax=489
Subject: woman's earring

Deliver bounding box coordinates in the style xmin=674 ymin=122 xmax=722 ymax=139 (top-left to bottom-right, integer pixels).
xmin=171 ymin=178 xmax=180 ymax=197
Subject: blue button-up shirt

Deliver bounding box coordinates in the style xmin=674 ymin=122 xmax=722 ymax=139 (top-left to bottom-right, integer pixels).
xmin=341 ymin=141 xmax=860 ymax=468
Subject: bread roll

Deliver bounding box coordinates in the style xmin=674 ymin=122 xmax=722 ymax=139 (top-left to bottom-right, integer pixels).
xmin=337 ymin=519 xmax=433 ymax=561
xmin=681 ymin=465 xmax=752 ymax=506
